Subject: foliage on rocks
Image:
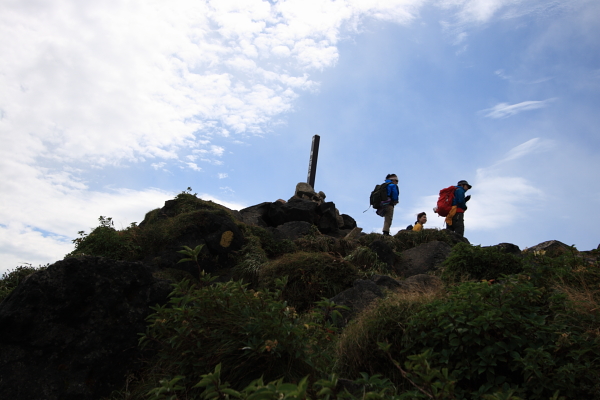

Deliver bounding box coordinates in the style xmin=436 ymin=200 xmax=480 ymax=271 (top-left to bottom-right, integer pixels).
xmin=139 ymin=276 xmax=345 ymax=397
xmin=400 ymin=277 xmax=600 ymax=399
xmin=0 ymin=264 xmax=47 ymax=303
xmin=440 ymin=242 xmax=524 ymax=282
xmin=358 ymin=229 xmax=459 ymax=254
xmin=66 ymin=190 xmax=239 ymax=262
xmin=335 ymin=287 xmax=443 ymax=387
xmin=259 ymin=252 xmax=359 ymax=312
xmin=238 ymin=224 xmax=297 ymax=258
xmin=344 ymin=246 xmax=391 ymax=277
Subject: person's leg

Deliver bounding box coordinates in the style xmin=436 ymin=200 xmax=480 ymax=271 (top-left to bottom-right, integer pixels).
xmin=383 ymin=205 xmax=394 ymax=235
xmin=452 ymin=213 xmax=464 ymax=236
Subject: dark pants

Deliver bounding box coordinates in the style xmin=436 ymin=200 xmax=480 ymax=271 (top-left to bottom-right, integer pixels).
xmin=447 ymin=212 xmax=465 ymax=237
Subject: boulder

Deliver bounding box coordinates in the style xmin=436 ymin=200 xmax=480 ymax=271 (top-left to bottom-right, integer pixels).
xmin=317 ymin=202 xmax=339 ymax=234
xmin=340 ymin=214 xmax=357 ymax=230
xmin=0 ymin=256 xmax=171 ymax=400
xmin=144 ymin=211 xmax=244 ymax=274
xmin=487 ymin=243 xmax=521 ymax=255
xmin=368 ymin=240 xmax=398 ymax=269
xmin=272 ymin=221 xmax=313 ymax=241
xmin=330 ymin=279 xmax=385 ymax=327
xmin=523 ymin=240 xmax=573 ymax=258
xmin=266 ymin=198 xmax=319 ymax=227
xmin=238 ymin=202 xmax=272 ymax=227
xmin=397 ymin=241 xmax=452 ymax=278
xmin=371 ymin=274 xmax=402 ymax=290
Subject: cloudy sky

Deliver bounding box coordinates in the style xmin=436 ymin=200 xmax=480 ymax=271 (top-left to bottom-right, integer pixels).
xmin=1 ymin=0 xmax=599 ymax=273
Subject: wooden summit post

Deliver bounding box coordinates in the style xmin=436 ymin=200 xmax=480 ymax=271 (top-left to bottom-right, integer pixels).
xmin=306 ymin=135 xmax=320 ymax=189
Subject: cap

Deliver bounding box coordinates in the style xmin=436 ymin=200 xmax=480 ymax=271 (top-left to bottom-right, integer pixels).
xmin=457 ymin=180 xmax=472 ymax=189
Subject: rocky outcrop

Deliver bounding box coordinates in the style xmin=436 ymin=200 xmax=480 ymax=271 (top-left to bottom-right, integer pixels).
xmin=330 ymin=279 xmax=385 ymax=327
xmin=143 ymin=209 xmax=244 ymax=274
xmin=240 ymin=197 xmax=350 ymax=238
xmin=271 ymin=221 xmax=313 ymax=241
xmin=486 ymin=242 xmax=521 ymax=255
xmin=368 ymin=240 xmax=398 ymax=270
xmin=523 ymin=240 xmax=573 ymax=258
xmin=0 ymin=256 xmax=171 ymax=400
xmin=397 ymin=241 xmax=452 ymax=277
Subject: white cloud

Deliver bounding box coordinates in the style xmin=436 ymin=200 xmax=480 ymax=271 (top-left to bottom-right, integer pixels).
xmin=151 ymin=162 xmax=167 ymax=170
xmin=186 ymin=162 xmax=202 ymax=171
xmin=406 ymin=138 xmax=548 ymax=233
xmin=480 ymin=99 xmax=556 ymax=118
xmin=218 ymin=173 xmax=229 ymax=179
xmin=0 ymin=0 xmax=572 ymax=272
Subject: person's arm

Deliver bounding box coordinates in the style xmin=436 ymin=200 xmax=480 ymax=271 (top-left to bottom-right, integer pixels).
xmin=389 ymin=184 xmax=399 ymax=204
xmin=454 ymin=187 xmax=467 ymax=210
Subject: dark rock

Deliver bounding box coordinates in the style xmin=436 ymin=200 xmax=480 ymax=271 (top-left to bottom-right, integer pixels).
xmin=330 ymin=279 xmax=385 ymax=327
xmin=371 ymin=274 xmax=402 ymax=290
xmin=266 ymin=198 xmax=319 ymax=227
xmin=0 ymin=256 xmax=171 ymax=400
xmin=397 ymin=241 xmax=452 ymax=278
xmin=144 ymin=212 xmax=244 ymax=274
xmin=368 ymin=240 xmax=398 ymax=269
xmin=523 ymin=240 xmax=573 ymax=258
xmin=487 ymin=243 xmax=521 ymax=255
xmin=239 ymin=202 xmax=271 ymax=227
xmin=340 ymin=214 xmax=357 ymax=230
xmin=442 ymin=229 xmax=471 ymax=245
xmin=272 ymin=221 xmax=313 ymax=241
xmin=316 ymin=202 xmax=339 ymax=234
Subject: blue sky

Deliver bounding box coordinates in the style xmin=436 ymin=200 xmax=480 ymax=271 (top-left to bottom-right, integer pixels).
xmin=1 ymin=0 xmax=599 ymax=273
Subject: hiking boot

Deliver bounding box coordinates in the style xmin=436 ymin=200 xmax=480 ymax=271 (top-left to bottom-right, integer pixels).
xmin=382 ymin=231 xmax=390 ymax=236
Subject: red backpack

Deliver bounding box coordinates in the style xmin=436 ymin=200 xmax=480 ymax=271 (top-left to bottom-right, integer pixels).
xmin=434 ymin=186 xmax=456 ymax=217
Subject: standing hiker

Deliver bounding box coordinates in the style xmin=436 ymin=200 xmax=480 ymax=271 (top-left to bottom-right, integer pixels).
xmin=376 ymin=174 xmax=399 ymax=236
xmin=445 ymin=180 xmax=472 ymax=237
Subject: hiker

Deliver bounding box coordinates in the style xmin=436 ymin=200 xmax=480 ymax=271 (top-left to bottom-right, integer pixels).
xmin=446 ymin=180 xmax=472 ymax=237
xmin=412 ymin=212 xmax=427 ymax=232
xmin=376 ymin=174 xmax=399 ymax=236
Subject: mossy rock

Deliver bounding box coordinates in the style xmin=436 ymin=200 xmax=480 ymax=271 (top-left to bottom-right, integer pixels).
xmin=258 ymin=252 xmax=359 ymax=311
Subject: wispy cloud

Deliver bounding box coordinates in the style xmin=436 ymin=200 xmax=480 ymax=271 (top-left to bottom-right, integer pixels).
xmin=480 ymin=98 xmax=556 ymax=119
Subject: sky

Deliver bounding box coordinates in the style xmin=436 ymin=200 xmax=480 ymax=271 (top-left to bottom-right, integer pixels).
xmin=1 ymin=0 xmax=599 ymax=274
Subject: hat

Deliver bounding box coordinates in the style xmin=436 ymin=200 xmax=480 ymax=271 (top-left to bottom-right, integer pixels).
xmin=457 ymin=180 xmax=472 ymax=189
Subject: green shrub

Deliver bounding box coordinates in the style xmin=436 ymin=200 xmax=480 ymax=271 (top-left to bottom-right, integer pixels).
xmin=259 ymin=252 xmax=359 ymax=312
xmin=344 ymin=246 xmax=391 ymax=276
xmin=239 ymin=225 xmax=297 ymax=258
xmin=441 ymin=243 xmax=524 ymax=282
xmin=232 ymin=235 xmax=269 ymax=285
xmin=0 ymin=264 xmax=47 ymax=302
xmin=400 ymin=278 xmax=600 ymax=399
xmin=67 ymin=216 xmax=141 ymax=260
xmin=358 ymin=229 xmax=458 ymax=254
xmin=335 ymin=289 xmax=440 ymax=387
xmin=140 ymin=276 xmax=341 ymax=396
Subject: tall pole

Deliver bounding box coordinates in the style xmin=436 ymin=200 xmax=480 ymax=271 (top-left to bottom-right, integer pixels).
xmin=306 ymin=135 xmax=320 ymax=189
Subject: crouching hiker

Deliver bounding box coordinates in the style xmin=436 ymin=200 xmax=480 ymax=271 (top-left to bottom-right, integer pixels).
xmin=412 ymin=212 xmax=427 ymax=232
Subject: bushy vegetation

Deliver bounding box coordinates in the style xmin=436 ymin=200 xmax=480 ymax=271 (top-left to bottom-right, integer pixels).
xmin=259 ymin=252 xmax=359 ymax=312
xmin=0 ymin=264 xmax=47 ymax=302
xmin=440 ymin=243 xmax=524 ymax=282
xmin=67 ymin=189 xmax=238 ymax=262
xmin=136 ymin=275 xmax=346 ymax=398
xmin=238 ymin=224 xmax=297 ymax=258
xmin=56 ymin=193 xmax=600 ymax=399
xmin=357 ymin=228 xmax=461 ymax=254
